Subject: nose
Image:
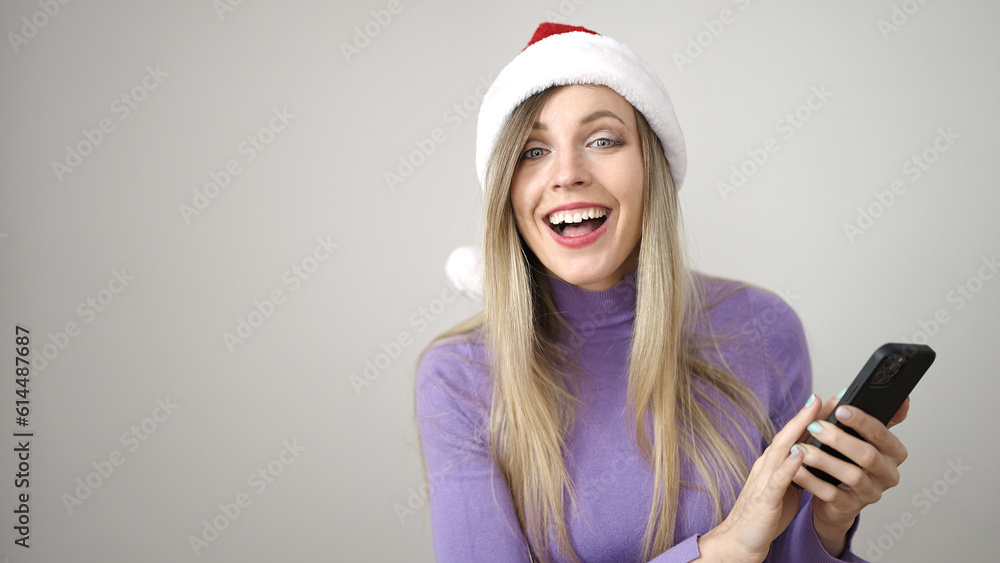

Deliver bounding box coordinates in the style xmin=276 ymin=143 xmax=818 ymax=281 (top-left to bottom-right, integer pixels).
xmin=551 ymin=146 xmax=591 ymax=190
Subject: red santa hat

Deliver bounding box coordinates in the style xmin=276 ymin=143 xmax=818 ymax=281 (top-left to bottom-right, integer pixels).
xmin=452 ymin=23 xmax=687 ymax=299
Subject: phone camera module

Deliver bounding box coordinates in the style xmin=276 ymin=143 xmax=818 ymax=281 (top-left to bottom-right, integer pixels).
xmin=873 ymin=355 xmax=905 ymax=386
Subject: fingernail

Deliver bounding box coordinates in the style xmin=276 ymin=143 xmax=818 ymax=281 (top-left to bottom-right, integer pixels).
xmin=807 ymin=421 xmax=822 ymax=435
xmin=804 ymin=394 xmax=816 ymax=408
xmin=789 ymin=444 xmax=803 ymax=458
xmin=836 ymin=406 xmax=852 ymax=420
xmin=836 ymin=388 xmax=847 ymax=400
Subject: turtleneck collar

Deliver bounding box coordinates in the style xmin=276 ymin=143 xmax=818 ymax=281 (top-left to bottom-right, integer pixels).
xmin=546 ymin=271 xmax=637 ymax=342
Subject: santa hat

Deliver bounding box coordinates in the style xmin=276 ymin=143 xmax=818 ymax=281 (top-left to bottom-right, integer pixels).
xmin=451 ymin=22 xmax=686 ymax=299
xmin=476 ymin=22 xmax=686 ymax=189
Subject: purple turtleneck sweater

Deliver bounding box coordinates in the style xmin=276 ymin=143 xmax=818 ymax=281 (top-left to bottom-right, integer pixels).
xmin=416 ymin=272 xmax=864 ymax=562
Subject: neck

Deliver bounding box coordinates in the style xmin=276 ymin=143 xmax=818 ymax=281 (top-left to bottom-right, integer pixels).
xmin=546 ymin=271 xmax=637 ymax=343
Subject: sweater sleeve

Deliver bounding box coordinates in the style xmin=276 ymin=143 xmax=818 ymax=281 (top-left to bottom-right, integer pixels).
xmin=417 ymin=341 xmax=713 ymax=563
xmin=646 ymin=535 xmax=703 ymax=562
xmin=416 ymin=341 xmax=536 ymax=562
xmin=755 ymin=290 xmax=868 ymax=563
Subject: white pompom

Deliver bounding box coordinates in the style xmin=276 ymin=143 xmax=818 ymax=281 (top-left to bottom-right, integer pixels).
xmin=445 ymin=245 xmax=483 ymax=301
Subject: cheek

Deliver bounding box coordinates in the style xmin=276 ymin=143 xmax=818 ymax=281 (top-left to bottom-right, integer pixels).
xmin=622 ymin=208 xmax=643 ymax=245
xmin=631 ymin=189 xmax=645 ymax=237
xmin=509 ymin=183 xmax=538 ymax=232
xmin=616 ymin=166 xmax=646 ymax=239
xmin=509 ymin=199 xmax=528 ymax=232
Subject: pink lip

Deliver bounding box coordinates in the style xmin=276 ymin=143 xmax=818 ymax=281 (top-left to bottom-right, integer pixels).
xmin=543 ymin=202 xmax=612 ymax=249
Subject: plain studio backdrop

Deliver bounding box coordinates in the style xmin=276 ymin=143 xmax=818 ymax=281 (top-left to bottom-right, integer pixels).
xmin=0 ymin=1 xmax=996 ymax=561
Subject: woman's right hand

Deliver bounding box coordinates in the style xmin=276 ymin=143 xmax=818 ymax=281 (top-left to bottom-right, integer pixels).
xmin=694 ymin=394 xmax=824 ymax=563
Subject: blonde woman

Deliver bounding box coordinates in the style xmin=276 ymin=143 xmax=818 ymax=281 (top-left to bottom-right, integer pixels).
xmin=417 ymin=23 xmax=907 ymax=563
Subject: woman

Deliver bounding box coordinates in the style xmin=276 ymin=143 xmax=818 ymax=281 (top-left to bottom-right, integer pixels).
xmin=417 ymin=23 xmax=907 ymax=562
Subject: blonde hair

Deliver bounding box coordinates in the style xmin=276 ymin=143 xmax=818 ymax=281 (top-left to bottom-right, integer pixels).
xmin=426 ymin=86 xmax=774 ymax=562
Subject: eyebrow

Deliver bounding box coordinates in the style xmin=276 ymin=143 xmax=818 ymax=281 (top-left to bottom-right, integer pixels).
xmin=531 ymin=110 xmax=627 ymax=130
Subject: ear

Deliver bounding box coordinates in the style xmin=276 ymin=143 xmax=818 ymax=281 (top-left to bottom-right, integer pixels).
xmin=446 ymin=245 xmax=483 ymax=301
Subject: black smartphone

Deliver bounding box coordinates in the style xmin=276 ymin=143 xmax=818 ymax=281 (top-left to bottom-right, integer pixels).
xmin=805 ymin=342 xmax=936 ymax=486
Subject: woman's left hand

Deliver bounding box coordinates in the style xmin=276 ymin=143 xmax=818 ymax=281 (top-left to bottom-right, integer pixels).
xmin=792 ymin=394 xmax=911 ymax=556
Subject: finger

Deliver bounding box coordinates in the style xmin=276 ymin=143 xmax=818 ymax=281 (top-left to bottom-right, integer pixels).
xmin=832 ymin=406 xmax=908 ymax=465
xmin=774 ymin=444 xmax=809 ymax=493
xmin=804 ymin=419 xmax=902 ymax=490
xmin=796 ymin=393 xmax=840 ymax=443
xmin=791 ymin=463 xmax=865 ymax=528
xmin=794 ymin=442 xmax=883 ymax=503
xmin=819 ymin=393 xmax=841 ymax=419
xmin=791 ymin=460 xmax=855 ymax=505
xmin=772 ymin=394 xmax=824 ymax=453
xmin=736 ymin=442 xmax=803 ymax=513
xmin=745 ymin=446 xmax=767 ymax=482
xmin=886 ymin=397 xmax=910 ymax=430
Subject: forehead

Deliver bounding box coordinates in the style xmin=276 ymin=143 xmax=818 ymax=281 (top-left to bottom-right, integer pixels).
xmin=533 ymin=84 xmax=637 ymax=127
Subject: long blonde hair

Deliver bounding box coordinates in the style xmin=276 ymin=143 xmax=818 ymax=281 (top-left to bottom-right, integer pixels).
xmin=428 ymin=86 xmax=774 ymax=562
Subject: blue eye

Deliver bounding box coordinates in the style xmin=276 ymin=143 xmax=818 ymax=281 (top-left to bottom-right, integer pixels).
xmin=592 ymin=138 xmax=620 ymax=148
xmin=522 ymin=147 xmax=546 ymax=159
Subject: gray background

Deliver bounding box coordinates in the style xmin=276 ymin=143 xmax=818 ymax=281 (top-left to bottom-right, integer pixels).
xmin=1 ymin=1 xmax=996 ymax=561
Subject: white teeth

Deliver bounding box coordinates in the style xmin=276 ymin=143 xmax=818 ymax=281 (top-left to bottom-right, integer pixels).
xmin=547 ymin=207 xmax=608 ymax=225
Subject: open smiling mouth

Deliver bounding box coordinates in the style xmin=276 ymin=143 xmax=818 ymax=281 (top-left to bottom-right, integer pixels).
xmin=547 ymin=207 xmax=609 ymax=237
